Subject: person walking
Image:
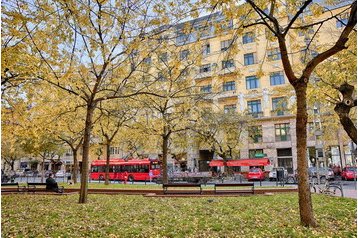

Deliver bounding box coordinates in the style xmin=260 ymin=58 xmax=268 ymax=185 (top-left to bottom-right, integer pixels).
xmin=123 ymin=171 xmax=128 ymax=184
xmin=149 ymin=170 xmax=153 ymax=183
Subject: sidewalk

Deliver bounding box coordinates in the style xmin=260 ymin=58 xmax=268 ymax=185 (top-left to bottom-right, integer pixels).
xmin=343 ymin=189 xmax=357 ymax=199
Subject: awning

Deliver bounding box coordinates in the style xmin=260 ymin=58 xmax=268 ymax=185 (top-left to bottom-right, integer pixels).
xmin=226 ymin=158 xmax=270 ymax=167
xmin=209 ymin=160 xmax=225 ymax=167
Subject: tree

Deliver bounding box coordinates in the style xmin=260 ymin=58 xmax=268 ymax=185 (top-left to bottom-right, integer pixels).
xmin=313 ymin=34 xmax=357 ymax=144
xmin=95 ymin=100 xmax=137 ymax=185
xmin=3 ymin=0 xmax=197 ymax=203
xmin=202 ymin=0 xmax=356 ymax=227
xmin=192 ymin=109 xmax=249 ymax=173
xmin=57 ymin=110 xmax=85 ymax=184
xmin=134 ymin=35 xmax=207 ymax=183
xmin=1 ymin=105 xmax=28 ymax=171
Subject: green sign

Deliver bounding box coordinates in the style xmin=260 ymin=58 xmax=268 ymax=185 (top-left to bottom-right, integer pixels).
xmin=254 ymin=153 xmax=267 ymax=158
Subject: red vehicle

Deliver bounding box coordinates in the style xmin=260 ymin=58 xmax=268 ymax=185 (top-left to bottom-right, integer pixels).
xmin=341 ymin=166 xmax=357 ymax=181
xmin=247 ymin=168 xmax=265 ymax=181
xmin=90 ymin=158 xmax=161 ymax=182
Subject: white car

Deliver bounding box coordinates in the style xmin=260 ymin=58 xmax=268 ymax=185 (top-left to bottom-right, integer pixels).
xmin=269 ymin=167 xmax=288 ymax=181
xmin=55 ymin=170 xmax=66 ymax=177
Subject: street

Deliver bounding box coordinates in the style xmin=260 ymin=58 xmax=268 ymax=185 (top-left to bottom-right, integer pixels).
xmin=10 ymin=175 xmax=357 ymax=199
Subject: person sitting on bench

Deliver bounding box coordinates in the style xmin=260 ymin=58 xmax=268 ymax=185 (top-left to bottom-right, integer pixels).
xmin=46 ymin=173 xmax=61 ymax=192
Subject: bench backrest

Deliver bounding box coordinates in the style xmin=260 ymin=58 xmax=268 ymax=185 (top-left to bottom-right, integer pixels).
xmin=1 ymin=183 xmax=19 ymax=186
xmin=215 ymin=183 xmax=254 ymax=187
xmin=163 ymin=183 xmax=201 ymax=187
xmin=27 ymin=183 xmax=47 ymax=186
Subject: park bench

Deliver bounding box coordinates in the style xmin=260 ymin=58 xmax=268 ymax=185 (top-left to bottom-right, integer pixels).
xmin=163 ymin=183 xmax=202 ymax=194
xmin=27 ymin=183 xmax=64 ymax=193
xmin=1 ymin=182 xmax=27 ymax=192
xmin=214 ymin=183 xmax=254 ymax=194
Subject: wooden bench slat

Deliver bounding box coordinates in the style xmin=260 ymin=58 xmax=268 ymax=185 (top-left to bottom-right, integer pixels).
xmin=163 ymin=183 xmax=202 ymax=194
xmin=1 ymin=182 xmax=26 ymax=192
xmin=27 ymin=183 xmax=64 ymax=193
xmin=214 ymin=183 xmax=254 ymax=194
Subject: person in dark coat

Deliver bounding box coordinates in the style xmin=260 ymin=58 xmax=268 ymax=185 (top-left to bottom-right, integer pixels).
xmin=46 ymin=173 xmax=59 ymax=192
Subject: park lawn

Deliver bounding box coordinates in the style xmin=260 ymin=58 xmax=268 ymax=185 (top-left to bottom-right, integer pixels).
xmin=1 ymin=193 xmax=356 ymax=238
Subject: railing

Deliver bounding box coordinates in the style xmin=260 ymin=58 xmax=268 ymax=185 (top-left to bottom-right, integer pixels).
xmin=270 ymin=110 xmax=290 ymax=117
xmin=247 ymin=112 xmax=264 ymax=118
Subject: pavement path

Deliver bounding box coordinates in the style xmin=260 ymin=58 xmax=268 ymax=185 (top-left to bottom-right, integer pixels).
xmin=11 ymin=176 xmax=357 ymax=199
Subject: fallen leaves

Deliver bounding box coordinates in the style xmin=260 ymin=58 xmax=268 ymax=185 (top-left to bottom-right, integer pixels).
xmin=1 ymin=194 xmax=356 ymax=237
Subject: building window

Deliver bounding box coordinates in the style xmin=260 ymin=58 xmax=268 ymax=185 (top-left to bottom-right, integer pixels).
xmin=143 ymin=57 xmax=152 ymax=65
xmin=199 ymin=64 xmax=211 ymax=73
xmin=244 ymin=53 xmax=255 ymax=65
xmin=65 ymin=149 xmax=73 ymax=156
xmin=110 ymin=147 xmax=120 ymax=155
xmin=298 ymin=26 xmax=314 ymax=36
xmin=267 ymin=48 xmax=281 ymax=61
xmin=222 ymin=59 xmax=235 ymax=69
xmin=249 ymin=126 xmax=263 ymax=143
xmin=197 ymin=25 xmax=211 ymax=38
xmin=270 ymin=72 xmax=285 ymax=86
xmin=200 ymin=85 xmax=212 ymax=93
xmin=221 ymin=39 xmax=232 ymax=51
xmin=180 ymin=50 xmax=189 ymax=60
xmin=249 ymin=149 xmax=264 ymax=158
xmin=336 ymin=17 xmax=348 ymax=28
xmin=224 ymin=104 xmax=236 ymax=113
xmin=272 ymin=97 xmax=287 ymax=116
xmin=247 ymin=100 xmax=262 ymax=116
xmin=221 ymin=19 xmax=233 ymax=30
xmin=275 ymin=123 xmax=290 ymax=141
xmin=223 ymin=81 xmax=235 ymax=91
xmin=158 ymin=72 xmax=166 ymax=81
xmin=246 ymin=75 xmax=259 ymax=89
xmin=202 ymin=43 xmax=210 ymax=55
xmin=176 ymin=33 xmax=187 ymax=44
xmin=243 ymin=32 xmax=254 ymax=44
xmin=159 ymin=53 xmax=168 ymax=62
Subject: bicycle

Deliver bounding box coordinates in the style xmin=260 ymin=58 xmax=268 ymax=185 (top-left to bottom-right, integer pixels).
xmin=310 ymin=180 xmax=344 ymax=197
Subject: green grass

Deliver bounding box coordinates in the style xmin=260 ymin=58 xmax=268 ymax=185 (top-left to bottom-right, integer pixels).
xmin=2 ymin=193 xmax=356 ymax=237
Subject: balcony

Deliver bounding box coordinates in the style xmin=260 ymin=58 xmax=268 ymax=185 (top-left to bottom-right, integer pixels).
xmin=216 ymin=90 xmax=237 ymax=101
xmin=218 ymin=66 xmax=236 ymax=75
xmin=270 ymin=110 xmax=291 ymax=117
xmin=247 ymin=112 xmax=264 ymax=118
xmin=194 ymin=71 xmax=212 ymax=80
xmin=275 ymin=135 xmax=291 ymax=142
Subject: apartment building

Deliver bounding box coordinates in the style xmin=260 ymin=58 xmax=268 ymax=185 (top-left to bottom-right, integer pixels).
xmin=168 ymin=4 xmax=355 ymax=173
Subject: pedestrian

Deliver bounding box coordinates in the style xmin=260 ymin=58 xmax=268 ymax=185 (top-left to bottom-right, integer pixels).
xmin=123 ymin=171 xmax=128 ymax=184
xmin=149 ymin=170 xmax=153 ymax=182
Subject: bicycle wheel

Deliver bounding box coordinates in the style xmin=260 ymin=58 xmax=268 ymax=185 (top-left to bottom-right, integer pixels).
xmin=328 ymin=185 xmax=343 ymax=197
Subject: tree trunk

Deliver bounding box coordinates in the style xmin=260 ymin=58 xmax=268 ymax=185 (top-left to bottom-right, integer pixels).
xmin=79 ymin=103 xmax=95 ymax=204
xmin=162 ymin=130 xmax=170 ymax=184
xmin=105 ymin=138 xmax=111 ymax=185
xmin=72 ymin=149 xmax=78 ymax=184
xmin=10 ymin=160 xmax=15 ymax=171
xmin=294 ymin=79 xmax=317 ymax=227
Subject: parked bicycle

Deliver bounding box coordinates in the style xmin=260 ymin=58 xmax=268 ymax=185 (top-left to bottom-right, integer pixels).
xmin=310 ymin=180 xmax=343 ymax=197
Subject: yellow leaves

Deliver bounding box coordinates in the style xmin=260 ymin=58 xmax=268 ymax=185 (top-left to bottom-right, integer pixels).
xmin=309 ymin=4 xmax=324 ymax=17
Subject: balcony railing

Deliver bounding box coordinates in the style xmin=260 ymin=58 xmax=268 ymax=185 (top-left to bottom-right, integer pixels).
xmin=270 ymin=110 xmax=290 ymax=117
xmin=275 ymin=135 xmax=291 ymax=142
xmin=216 ymin=90 xmax=237 ymax=100
xmin=247 ymin=112 xmax=264 ymax=118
